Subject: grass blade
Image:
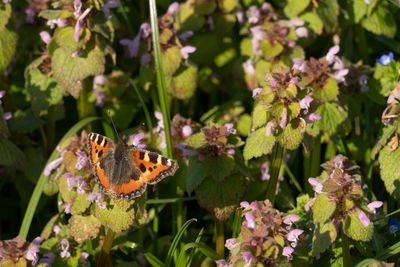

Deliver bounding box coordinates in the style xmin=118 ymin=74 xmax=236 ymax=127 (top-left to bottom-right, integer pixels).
xmin=165 ymin=218 xmax=197 ymax=267
xmin=149 ymin=0 xmax=173 ymax=158
xmin=18 ymin=117 xmax=99 ymax=239
xmin=377 ymin=240 xmax=400 ymax=260
xmin=144 ymin=252 xmax=163 ymax=267
xmin=146 ymin=196 xmax=196 ymax=205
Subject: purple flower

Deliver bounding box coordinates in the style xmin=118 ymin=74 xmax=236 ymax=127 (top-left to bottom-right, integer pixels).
xmin=155 ymin=111 xmax=164 ymax=132
xmin=120 ymin=38 xmax=140 ymax=58
xmin=283 ymin=214 xmax=300 ymax=230
xmin=167 ymin=2 xmax=179 ymax=15
xmin=280 ymin=108 xmax=287 ymax=128
xmin=296 ymin=27 xmax=308 ymax=38
xmin=47 ymin=18 xmax=67 ymax=29
xmin=247 ymin=6 xmax=260 ymax=24
xmin=250 ymin=26 xmax=264 ymax=56
xmin=102 ymin=0 xmax=120 ymax=20
xmin=141 ymin=53 xmax=151 ymax=67
xmin=307 ymin=113 xmax=321 ymax=122
xmin=60 ymin=239 xmax=71 ymax=258
xmin=32 ymin=237 xmax=42 ymax=246
xmin=261 ymin=162 xmax=270 ymax=181
xmin=300 ymin=97 xmax=313 ymax=113
xmin=87 ymin=192 xmax=106 ymax=209
xmin=243 ymin=59 xmax=255 ymax=76
xmin=265 ymin=121 xmax=277 ymax=136
xmin=2 ymin=112 xmax=12 ymax=121
xmin=65 ymin=202 xmax=71 ymax=214
xmin=367 ymin=201 xmax=383 ymax=214
xmin=377 ymin=52 xmax=394 ymax=66
xmin=75 ymin=177 xmax=86 ymax=194
xmin=282 ymin=246 xmax=294 ymax=260
xmin=252 ymin=87 xmax=262 ymax=98
xmin=74 ymin=0 xmax=82 ymax=18
xmin=332 ymin=68 xmax=349 ymax=83
xmin=224 ymin=123 xmax=237 ymax=135
xmin=74 ymin=8 xmax=92 ymax=43
xmin=236 ymin=9 xmax=244 ymax=24
xmin=25 ymin=8 xmax=35 ymax=24
xmin=0 ymin=90 xmax=5 ymax=98
xmin=130 ymin=133 xmax=146 ymax=149
xmin=93 ymin=89 xmax=106 ymax=107
xmin=40 ymin=31 xmax=51 ymax=44
xmin=387 ymin=91 xmax=400 ymax=104
xmin=2 ymin=0 xmax=11 ymax=3
xmin=359 ymin=75 xmax=369 ymax=92
xmin=242 ymin=252 xmax=254 ymax=267
xmin=292 ymin=58 xmax=306 ymax=72
xmin=180 ymin=46 xmax=196 ymax=62
xmin=356 ymin=207 xmax=370 ymax=227
xmin=326 ymin=45 xmax=340 ymax=65
xmin=75 ymin=151 xmax=87 ymax=170
xmin=244 ymin=212 xmax=255 ymax=229
xmin=215 ymin=260 xmax=229 ymax=266
xmin=308 ymin=178 xmax=323 ymax=194
xmin=182 ymin=125 xmax=193 ymax=138
xmin=25 ymin=247 xmax=39 ymax=266
xmin=225 ymin=238 xmax=238 ymax=250
xmin=251 ymin=240 xmax=257 ymax=246
xmin=287 ymin=229 xmax=303 ymax=247
xmin=44 ymin=151 xmax=66 ymax=176
xmin=364 ymin=0 xmax=371 ymax=4
xmin=179 ymin=31 xmax=193 ymax=40
xmin=270 ymin=79 xmax=277 ymax=87
xmin=38 ymin=252 xmax=56 ymax=265
xmin=290 ymin=77 xmax=298 ymax=84
xmin=176 ymin=143 xmax=197 ymax=160
xmin=53 ymin=225 xmax=61 ymax=235
xmin=240 ymin=201 xmax=249 ymax=209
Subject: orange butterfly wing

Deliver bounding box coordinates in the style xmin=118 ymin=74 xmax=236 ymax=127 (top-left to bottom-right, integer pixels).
xmin=88 ymin=133 xmax=112 ymax=164
xmin=131 ymin=150 xmax=178 ymax=184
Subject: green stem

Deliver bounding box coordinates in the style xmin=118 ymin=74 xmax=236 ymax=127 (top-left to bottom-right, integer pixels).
xmin=153 ymin=188 xmax=159 ymax=255
xmin=216 ymin=219 xmax=225 ymax=258
xmin=266 ymin=145 xmax=284 ymax=205
xmin=46 ymin=106 xmax=56 ymax=156
xmin=341 ymin=231 xmax=352 ymax=267
xmin=355 ymin=24 xmax=369 ymax=65
xmin=303 ymin=136 xmax=321 ymax=195
xmin=97 ymin=228 xmax=115 ymax=267
xmin=77 ymin=81 xmax=95 ymax=129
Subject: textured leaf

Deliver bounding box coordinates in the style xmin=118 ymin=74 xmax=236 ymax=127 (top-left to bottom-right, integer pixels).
xmin=260 ymin=40 xmax=283 ymax=60
xmin=300 ymin=12 xmax=323 ymax=34
xmin=240 ymin=38 xmax=253 ymax=58
xmin=189 ymin=33 xmax=220 ymax=66
xmin=68 ymin=215 xmax=101 ymax=243
xmin=313 ymin=194 xmax=336 ymax=223
xmin=195 ymin=173 xmax=247 ymax=220
xmin=26 ymin=69 xmax=63 ymax=116
xmin=237 ymin=114 xmax=252 ymax=136
xmin=185 ymin=132 xmax=206 ymax=148
xmin=312 ymin=221 xmax=337 ymax=257
xmin=174 ymin=3 xmax=206 ymax=32
xmin=313 ymin=103 xmax=347 ymax=137
xmin=316 ymin=0 xmax=339 ymax=33
xmin=351 ymin=0 xmax=367 ymax=23
xmin=51 ymin=48 xmax=105 ymax=98
xmin=0 ymin=136 xmax=26 ymax=168
xmin=0 ymin=3 xmax=11 ymax=31
xmin=0 ymin=27 xmax=17 ymax=71
xmin=343 ymin=209 xmax=373 ymax=241
xmin=193 ymin=0 xmax=217 ymax=15
xmin=186 ymin=156 xmax=206 ymax=194
xmin=218 ymin=0 xmax=239 ymax=13
xmin=8 ymin=110 xmax=44 ymax=133
xmin=361 ymin=5 xmax=396 ymax=38
xmin=162 ymin=46 xmax=182 ymax=76
xmin=255 ymin=60 xmax=272 ymax=87
xmin=166 ymin=64 xmax=197 ymax=99
xmin=371 ymin=125 xmax=396 ymax=158
xmin=70 ymin=192 xmax=91 ymax=215
xmin=378 ymin=145 xmax=400 ymax=199
xmin=243 ymin=127 xmax=275 ymax=160
xmin=95 ymin=198 xmax=136 ymax=232
xmin=252 ymin=102 xmax=268 ymax=130
xmin=38 ymin=9 xmax=62 ymax=20
xmin=277 ymin=118 xmax=304 ymax=150
xmin=314 ymin=78 xmax=339 ymax=102
xmin=284 ymin=0 xmax=311 ymax=17
xmin=202 ymin=154 xmax=235 ymax=182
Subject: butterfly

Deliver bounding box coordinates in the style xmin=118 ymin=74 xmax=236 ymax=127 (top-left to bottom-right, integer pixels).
xmin=87 ymin=132 xmax=178 ymax=199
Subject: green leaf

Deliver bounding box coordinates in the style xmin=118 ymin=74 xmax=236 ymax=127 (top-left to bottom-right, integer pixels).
xmin=313 ymin=78 xmax=339 ymax=102
xmin=312 ymin=221 xmax=337 ymax=257
xmin=51 ymin=48 xmax=105 ymax=98
xmin=218 ymin=0 xmax=239 ymax=13
xmin=174 ymin=3 xmax=206 ymax=32
xmin=26 ymin=69 xmax=63 ymax=116
xmin=70 ymin=192 xmax=91 ymax=215
xmin=186 ymin=156 xmax=206 ymax=194
xmin=162 ymin=46 xmax=182 ymax=76
xmin=260 ymin=40 xmax=284 ymax=60
xmin=166 ymin=64 xmax=197 ymax=99
xmin=203 ymin=154 xmax=235 ymax=182
xmin=237 ymin=114 xmax=252 ymax=136
xmin=343 ymin=209 xmax=373 ymax=241
xmin=316 ymin=0 xmax=339 ymax=33
xmin=0 ymin=3 xmax=11 ymax=31
xmin=313 ymin=103 xmax=347 ymax=137
xmin=361 ymin=5 xmax=396 ymax=38
xmin=371 ymin=125 xmax=396 ymax=158
xmin=255 ymin=60 xmax=272 ymax=86
xmin=300 ymin=12 xmax=323 ymax=34
xmin=0 ymin=27 xmax=17 ymax=71
xmin=185 ymin=132 xmax=206 ymax=148
xmin=95 ymin=198 xmax=136 ymax=232
xmin=0 ymin=136 xmax=26 ymax=168
xmin=240 ymin=38 xmax=253 ymax=59
xmin=252 ymin=102 xmax=268 ymax=130
xmin=195 ymin=173 xmax=247 ymax=220
xmin=68 ymin=215 xmax=101 ymax=243
xmin=313 ymin=194 xmax=336 ymax=223
xmin=277 ymin=118 xmax=305 ymax=150
xmin=38 ymin=9 xmax=62 ymax=20
xmin=54 ymin=27 xmax=79 ymax=54
xmin=193 ymin=0 xmax=217 ymax=14
xmin=8 ymin=110 xmax=44 ymax=133
xmin=378 ymin=145 xmax=400 ymax=199
xmin=284 ymin=0 xmax=311 ymax=17
xmin=144 ymin=252 xmax=163 ymax=267
xmin=350 ymin=0 xmax=367 ymax=24
xmin=243 ymin=127 xmax=275 ymax=160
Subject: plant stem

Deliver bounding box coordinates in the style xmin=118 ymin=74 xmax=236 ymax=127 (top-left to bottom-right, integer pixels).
xmin=97 ymin=228 xmax=115 ymax=267
xmin=216 ymin=219 xmax=225 ymax=258
xmin=153 ymin=188 xmax=159 ymax=255
xmin=355 ymin=24 xmax=369 ymax=65
xmin=77 ymin=81 xmax=95 ymax=130
xmin=341 ymin=230 xmax=352 ymax=267
xmin=266 ymin=145 xmax=284 ymax=205
xmin=46 ymin=106 xmax=56 ymax=156
xmin=303 ymin=136 xmax=321 ymax=195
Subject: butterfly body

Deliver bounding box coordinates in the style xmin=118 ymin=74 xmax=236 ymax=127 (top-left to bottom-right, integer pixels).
xmin=88 ymin=133 xmax=178 ymax=199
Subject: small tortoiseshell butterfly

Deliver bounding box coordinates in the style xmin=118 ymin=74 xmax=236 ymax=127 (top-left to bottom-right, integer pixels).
xmin=88 ymin=132 xmax=178 ymax=199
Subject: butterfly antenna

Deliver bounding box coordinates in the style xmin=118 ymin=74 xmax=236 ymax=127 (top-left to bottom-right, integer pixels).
xmin=107 ymin=110 xmax=121 ymax=141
